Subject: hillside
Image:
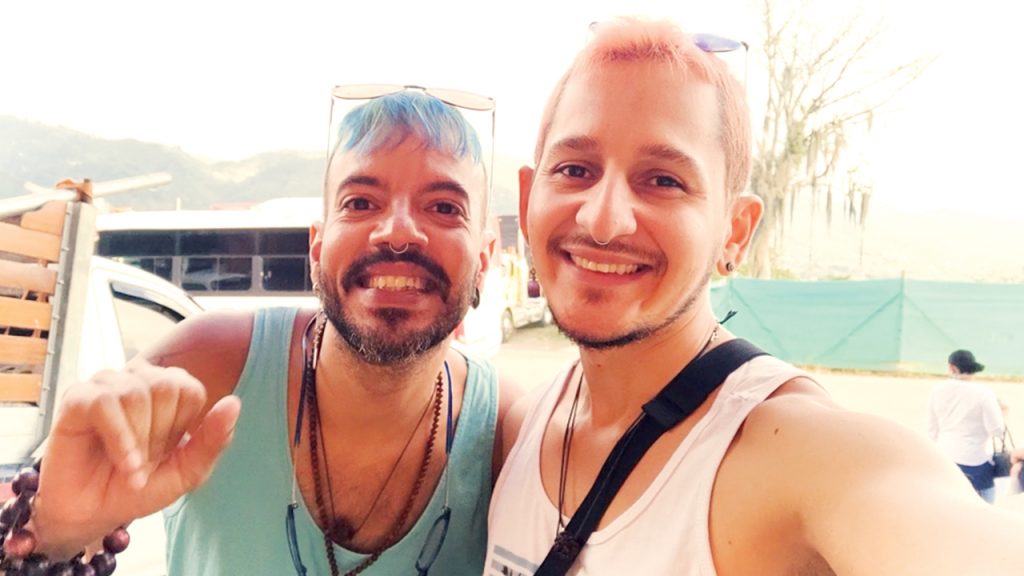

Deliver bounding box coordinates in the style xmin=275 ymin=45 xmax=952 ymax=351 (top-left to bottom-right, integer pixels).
xmin=4 ymin=116 xmax=1017 ymax=283
xmin=0 ymin=116 xmax=521 ymax=213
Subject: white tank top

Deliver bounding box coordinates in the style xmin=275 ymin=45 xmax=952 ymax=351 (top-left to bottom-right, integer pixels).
xmin=485 ymin=355 xmax=809 ymax=576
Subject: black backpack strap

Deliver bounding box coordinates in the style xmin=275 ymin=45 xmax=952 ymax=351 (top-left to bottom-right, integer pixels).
xmin=535 ymin=339 xmax=767 ymax=576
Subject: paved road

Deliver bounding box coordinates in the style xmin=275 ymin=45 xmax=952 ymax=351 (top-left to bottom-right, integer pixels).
xmin=490 ymin=324 xmax=1024 ymax=443
xmin=491 ymin=324 xmax=577 ymax=391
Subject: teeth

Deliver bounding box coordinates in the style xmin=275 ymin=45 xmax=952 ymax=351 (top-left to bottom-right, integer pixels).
xmin=369 ymin=276 xmax=425 ymax=290
xmin=570 ymin=255 xmax=639 ymax=275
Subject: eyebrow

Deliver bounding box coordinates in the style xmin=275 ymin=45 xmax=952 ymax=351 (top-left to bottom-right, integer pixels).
xmin=424 ymin=180 xmax=471 ymax=204
xmin=638 ymin=144 xmax=701 ymax=172
xmin=546 ymin=135 xmax=600 ymax=157
xmin=337 ymin=174 xmax=380 ymax=193
xmin=334 ymin=174 xmax=471 ymax=206
xmin=547 ymin=138 xmax=702 ymax=171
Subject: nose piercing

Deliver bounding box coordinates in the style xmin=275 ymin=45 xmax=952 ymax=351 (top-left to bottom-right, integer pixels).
xmin=593 ymin=238 xmax=611 ymax=246
xmin=388 ymin=242 xmax=409 ymax=255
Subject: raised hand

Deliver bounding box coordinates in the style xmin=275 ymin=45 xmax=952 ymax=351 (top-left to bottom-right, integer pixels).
xmin=29 ymin=360 xmax=241 ymax=557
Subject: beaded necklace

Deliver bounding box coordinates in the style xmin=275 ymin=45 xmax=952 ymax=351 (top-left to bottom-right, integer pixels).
xmin=303 ymin=314 xmax=443 ymax=575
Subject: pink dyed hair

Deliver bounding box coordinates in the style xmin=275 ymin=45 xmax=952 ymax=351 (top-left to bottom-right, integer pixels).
xmin=534 ymin=18 xmax=751 ymax=197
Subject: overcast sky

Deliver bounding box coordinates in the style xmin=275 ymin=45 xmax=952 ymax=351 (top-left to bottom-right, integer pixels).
xmin=2 ymin=0 xmax=1022 ymax=222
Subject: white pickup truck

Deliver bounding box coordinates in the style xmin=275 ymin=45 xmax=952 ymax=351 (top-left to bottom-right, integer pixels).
xmin=2 ymin=184 xmax=199 ymax=575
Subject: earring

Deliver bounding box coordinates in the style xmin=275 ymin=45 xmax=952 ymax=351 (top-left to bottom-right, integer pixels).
xmin=471 ymin=287 xmax=481 ymax=309
xmin=725 ymin=262 xmax=735 ymax=273
xmin=527 ymin=267 xmax=541 ymax=298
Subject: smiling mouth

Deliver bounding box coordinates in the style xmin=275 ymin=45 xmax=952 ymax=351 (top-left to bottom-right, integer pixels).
xmin=361 ymin=275 xmax=434 ymax=292
xmin=569 ymin=254 xmax=642 ymax=275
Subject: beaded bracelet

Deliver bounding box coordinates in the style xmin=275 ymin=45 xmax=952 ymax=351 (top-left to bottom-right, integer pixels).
xmin=0 ymin=461 xmax=130 ymax=576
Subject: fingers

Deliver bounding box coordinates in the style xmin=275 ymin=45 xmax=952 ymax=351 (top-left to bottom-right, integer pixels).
xmin=52 ymin=363 xmax=209 ymax=487
xmin=91 ymin=389 xmax=147 ymax=487
xmin=144 ymin=366 xmax=206 ymax=466
xmin=158 ymin=395 xmax=241 ymax=496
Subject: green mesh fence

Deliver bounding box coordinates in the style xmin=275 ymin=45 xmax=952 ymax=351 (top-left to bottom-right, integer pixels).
xmin=711 ymin=278 xmax=1024 ymax=376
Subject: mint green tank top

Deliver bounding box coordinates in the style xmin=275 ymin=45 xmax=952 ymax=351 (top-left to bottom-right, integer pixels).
xmin=164 ymin=307 xmax=499 ymax=575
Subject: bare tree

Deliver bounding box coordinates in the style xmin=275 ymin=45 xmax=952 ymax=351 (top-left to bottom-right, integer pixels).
xmin=747 ymin=0 xmax=931 ymax=277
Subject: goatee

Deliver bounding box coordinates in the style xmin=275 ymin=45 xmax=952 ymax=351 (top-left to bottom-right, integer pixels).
xmin=318 ymin=249 xmax=474 ymax=365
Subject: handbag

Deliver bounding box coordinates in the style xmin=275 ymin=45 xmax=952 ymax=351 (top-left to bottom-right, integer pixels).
xmin=993 ymin=428 xmax=1015 ymax=478
xmin=534 ymin=338 xmax=767 ymax=576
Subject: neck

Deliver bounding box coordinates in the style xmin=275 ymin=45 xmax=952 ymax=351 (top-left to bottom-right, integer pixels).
xmin=313 ymin=323 xmax=450 ymax=429
xmin=576 ymin=312 xmax=722 ymax=428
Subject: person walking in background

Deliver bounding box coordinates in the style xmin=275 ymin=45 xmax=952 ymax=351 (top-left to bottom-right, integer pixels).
xmin=929 ymin=349 xmax=1006 ymax=502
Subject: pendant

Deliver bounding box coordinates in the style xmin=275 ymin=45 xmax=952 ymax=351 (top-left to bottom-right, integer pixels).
xmin=552 ymin=530 xmax=581 ymax=560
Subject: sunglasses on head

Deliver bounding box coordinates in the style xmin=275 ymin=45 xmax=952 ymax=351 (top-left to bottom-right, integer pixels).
xmin=328 ymin=83 xmax=496 ymax=195
xmin=332 ymin=84 xmax=495 ymax=111
xmin=692 ymin=32 xmax=748 ymax=53
xmin=585 ymin=22 xmax=749 ymax=87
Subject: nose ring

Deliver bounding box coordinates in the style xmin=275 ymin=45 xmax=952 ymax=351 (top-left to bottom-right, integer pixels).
xmin=389 ymin=242 xmax=409 ymax=255
xmin=593 ymin=237 xmax=611 ymax=246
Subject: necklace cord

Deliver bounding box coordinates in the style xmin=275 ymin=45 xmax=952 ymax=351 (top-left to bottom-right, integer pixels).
xmin=556 ymin=368 xmax=584 ymax=533
xmin=555 ymin=323 xmax=720 ymax=539
xmin=301 ymin=312 xmax=450 ymax=576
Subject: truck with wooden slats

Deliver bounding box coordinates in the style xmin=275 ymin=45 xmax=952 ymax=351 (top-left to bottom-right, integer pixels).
xmin=0 ymin=177 xmax=202 ymax=575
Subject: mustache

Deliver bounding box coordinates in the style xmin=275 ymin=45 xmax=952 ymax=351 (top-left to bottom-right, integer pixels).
xmin=552 ymin=233 xmax=660 ymax=262
xmin=340 ymin=247 xmax=452 ymax=296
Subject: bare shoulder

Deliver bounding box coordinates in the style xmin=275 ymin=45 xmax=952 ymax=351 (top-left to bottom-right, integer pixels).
xmin=713 ymin=376 xmax=1024 ymax=575
xmin=747 ymin=377 xmax=955 ymax=472
xmin=491 ymin=372 xmax=526 ymax=480
xmin=731 ymin=377 xmax=966 ymax=504
xmin=495 ymin=372 xmax=525 ymax=439
xmin=138 ymin=308 xmax=257 ymax=403
xmin=497 ymin=379 xmax=540 ymax=464
xmin=498 ymin=364 xmax=575 ymax=465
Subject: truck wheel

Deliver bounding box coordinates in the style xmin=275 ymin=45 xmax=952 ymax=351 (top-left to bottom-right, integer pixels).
xmin=501 ymin=309 xmax=515 ymax=343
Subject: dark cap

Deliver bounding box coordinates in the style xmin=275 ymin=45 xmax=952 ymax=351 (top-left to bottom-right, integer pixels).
xmin=948 ymin=349 xmax=985 ymax=375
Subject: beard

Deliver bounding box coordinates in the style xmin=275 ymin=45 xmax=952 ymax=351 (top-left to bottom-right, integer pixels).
xmin=554 ymin=257 xmax=715 ymax=351
xmin=318 ymin=248 xmax=474 ymax=366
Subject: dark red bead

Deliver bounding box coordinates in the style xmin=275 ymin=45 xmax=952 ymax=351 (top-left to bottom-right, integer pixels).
xmin=102 ymin=527 xmax=130 ymax=554
xmin=1 ymin=498 xmax=24 ymax=527
xmin=11 ymin=468 xmax=40 ymax=496
xmin=20 ymin=554 xmax=51 ymax=576
xmin=46 ymin=562 xmax=76 ymax=576
xmin=72 ymin=561 xmax=97 ymax=576
xmin=3 ymin=527 xmax=37 ymax=558
xmin=89 ymin=551 xmax=116 ymax=576
xmin=4 ymin=493 xmax=33 ymax=529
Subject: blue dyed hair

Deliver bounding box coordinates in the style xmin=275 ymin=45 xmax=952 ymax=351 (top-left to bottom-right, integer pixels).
xmin=332 ymin=91 xmax=483 ymax=164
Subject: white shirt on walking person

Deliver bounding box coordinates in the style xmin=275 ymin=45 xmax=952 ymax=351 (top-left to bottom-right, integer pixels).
xmin=928 ymin=377 xmax=1005 ymax=466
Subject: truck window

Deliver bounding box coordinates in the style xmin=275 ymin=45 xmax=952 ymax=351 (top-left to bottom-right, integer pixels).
xmin=109 ymin=286 xmax=187 ymax=360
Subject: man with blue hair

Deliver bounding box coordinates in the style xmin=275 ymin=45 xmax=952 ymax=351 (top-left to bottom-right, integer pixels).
xmin=8 ymin=88 xmax=515 ymax=575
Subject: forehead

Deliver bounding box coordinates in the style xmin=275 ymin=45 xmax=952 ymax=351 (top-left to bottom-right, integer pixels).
xmin=545 ymin=61 xmax=725 ymax=174
xmin=326 ymin=135 xmax=487 ymax=202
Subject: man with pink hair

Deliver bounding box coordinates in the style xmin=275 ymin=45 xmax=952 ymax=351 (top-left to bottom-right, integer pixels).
xmin=485 ymin=17 xmax=1024 ymax=575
